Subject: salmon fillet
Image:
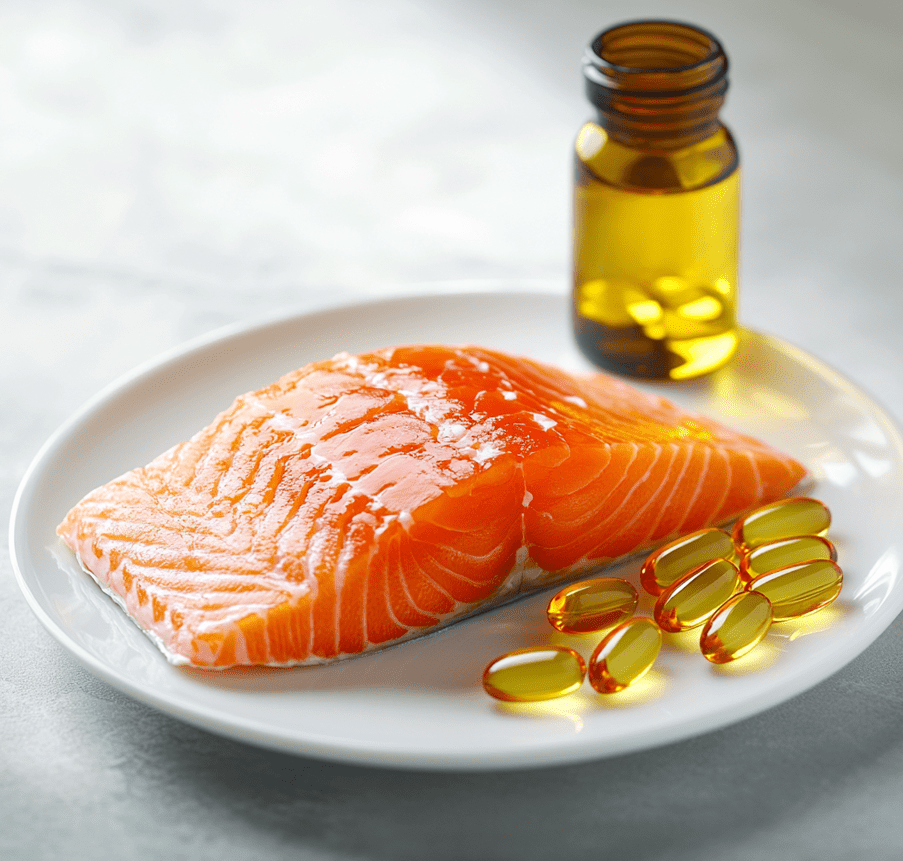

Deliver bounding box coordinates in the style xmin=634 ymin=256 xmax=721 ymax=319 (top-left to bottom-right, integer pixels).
xmin=57 ymin=344 xmax=805 ymax=668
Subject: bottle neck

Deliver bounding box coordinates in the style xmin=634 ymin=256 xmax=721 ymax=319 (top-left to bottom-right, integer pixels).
xmin=583 ymin=20 xmax=729 ymax=150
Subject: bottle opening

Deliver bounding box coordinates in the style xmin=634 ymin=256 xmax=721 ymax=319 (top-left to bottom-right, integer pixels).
xmin=592 ymin=21 xmax=722 ymax=73
xmin=585 ymin=20 xmax=727 ymax=95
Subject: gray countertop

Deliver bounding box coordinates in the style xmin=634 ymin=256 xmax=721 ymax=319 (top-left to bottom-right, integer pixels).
xmin=3 ymin=1 xmax=903 ymax=858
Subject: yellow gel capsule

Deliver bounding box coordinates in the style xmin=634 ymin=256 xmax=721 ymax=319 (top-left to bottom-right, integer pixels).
xmin=739 ymin=535 xmax=837 ymax=582
xmin=653 ymin=558 xmax=742 ymax=633
xmin=482 ymin=646 xmax=586 ymax=702
xmin=547 ymin=577 xmax=639 ymax=634
xmin=700 ymin=591 xmax=773 ymax=664
xmin=732 ymin=497 xmax=831 ymax=553
xmin=746 ymin=559 xmax=843 ymax=621
xmin=640 ymin=528 xmax=734 ymax=595
xmin=588 ymin=618 xmax=662 ymax=694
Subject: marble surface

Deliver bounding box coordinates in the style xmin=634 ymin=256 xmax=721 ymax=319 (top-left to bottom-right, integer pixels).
xmin=3 ymin=0 xmax=902 ymax=858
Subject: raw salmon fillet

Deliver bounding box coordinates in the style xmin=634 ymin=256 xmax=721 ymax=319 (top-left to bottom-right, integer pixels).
xmin=57 ymin=344 xmax=805 ymax=668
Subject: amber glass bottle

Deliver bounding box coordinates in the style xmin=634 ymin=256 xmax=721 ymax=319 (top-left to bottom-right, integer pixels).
xmin=572 ymin=21 xmax=740 ymax=380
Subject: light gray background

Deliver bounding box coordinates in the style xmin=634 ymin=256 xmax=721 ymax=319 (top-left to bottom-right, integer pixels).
xmin=3 ymin=1 xmax=902 ymax=858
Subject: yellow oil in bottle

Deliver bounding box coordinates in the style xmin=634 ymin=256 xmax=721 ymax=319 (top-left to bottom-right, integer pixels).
xmin=573 ymin=21 xmax=740 ymax=380
xmin=574 ymin=128 xmax=739 ymax=379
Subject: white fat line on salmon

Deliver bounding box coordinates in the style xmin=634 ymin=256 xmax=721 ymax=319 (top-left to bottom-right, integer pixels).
xmin=701 ymin=447 xmax=734 ymax=527
xmin=437 ymin=421 xmax=467 ymax=442
xmin=398 ymin=381 xmax=443 ymax=396
xmin=265 ymin=409 xmax=303 ymax=433
xmin=631 ymin=442 xmax=694 ymax=543
xmin=375 ymin=551 xmax=431 ymax=645
xmin=495 ymin=545 xmax=531 ymax=597
xmin=743 ymin=448 xmax=766 ymax=499
xmin=221 ymin=625 xmax=250 ymax=666
xmin=307 ymin=451 xmax=368 ymax=494
xmin=319 ymin=466 xmax=348 ymax=487
xmin=607 ymin=443 xmax=672 ymax=518
xmin=430 ymin=423 xmax=506 ymax=465
xmin=599 ymin=443 xmax=683 ymax=548
xmin=473 ymin=442 xmax=502 ymax=463
xmin=396 ymin=553 xmax=512 ymax=626
xmin=673 ymin=443 xmax=712 ymax=535
xmin=370 ymin=509 xmax=414 ymax=538
xmin=531 ymin=413 xmax=557 ymax=431
xmin=243 ymin=397 xmax=337 ymax=442
xmin=399 ymin=388 xmax=452 ymax=426
xmin=458 ymin=351 xmax=493 ymax=375
xmin=562 ymin=395 xmax=588 ymax=409
xmin=565 ymin=441 xmax=641 ymax=521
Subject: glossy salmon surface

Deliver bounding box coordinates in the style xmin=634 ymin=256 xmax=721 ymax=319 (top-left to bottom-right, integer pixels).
xmin=57 ymin=345 xmax=806 ymax=668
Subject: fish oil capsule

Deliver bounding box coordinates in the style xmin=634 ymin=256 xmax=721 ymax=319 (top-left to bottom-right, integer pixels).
xmin=732 ymin=497 xmax=831 ymax=553
xmin=700 ymin=591 xmax=773 ymax=664
xmin=547 ymin=577 xmax=639 ymax=634
xmin=746 ymin=560 xmax=843 ymax=621
xmin=640 ymin=528 xmax=734 ymax=595
xmin=739 ymin=535 xmax=837 ymax=582
xmin=653 ymin=558 xmax=741 ymax=633
xmin=482 ymin=646 xmax=586 ymax=702
xmin=588 ymin=618 xmax=662 ymax=694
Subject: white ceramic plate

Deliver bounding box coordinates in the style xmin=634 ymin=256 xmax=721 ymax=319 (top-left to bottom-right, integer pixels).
xmin=11 ymin=288 xmax=903 ymax=770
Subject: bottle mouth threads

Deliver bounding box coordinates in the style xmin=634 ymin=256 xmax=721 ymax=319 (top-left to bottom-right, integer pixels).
xmin=583 ymin=21 xmax=729 ymax=145
xmin=585 ymin=20 xmax=728 ymax=91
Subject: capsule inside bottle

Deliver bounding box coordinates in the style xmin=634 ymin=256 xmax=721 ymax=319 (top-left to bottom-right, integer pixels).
xmin=482 ymin=646 xmax=586 ymax=702
xmin=700 ymin=591 xmax=773 ymax=664
xmin=588 ymin=617 xmax=662 ymax=694
xmin=732 ymin=497 xmax=831 ymax=553
xmin=654 ymin=558 xmax=741 ymax=633
xmin=746 ymin=559 xmax=843 ymax=621
xmin=739 ymin=535 xmax=837 ymax=582
xmin=640 ymin=527 xmax=734 ymax=595
xmin=547 ymin=577 xmax=639 ymax=634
